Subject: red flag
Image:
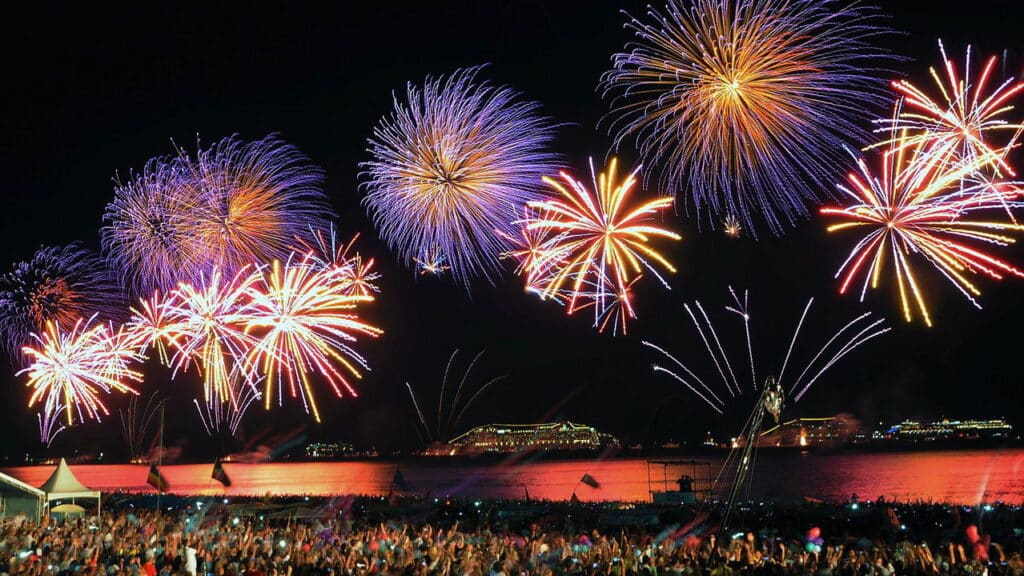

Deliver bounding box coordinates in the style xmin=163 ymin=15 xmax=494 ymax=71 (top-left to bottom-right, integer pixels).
xmin=147 ymin=465 xmax=169 ymax=492
xmin=211 ymin=459 xmax=231 ymax=487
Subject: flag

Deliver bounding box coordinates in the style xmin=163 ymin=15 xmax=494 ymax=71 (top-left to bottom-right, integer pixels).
xmin=392 ymin=467 xmax=411 ymax=491
xmin=580 ymin=473 xmax=601 ymax=489
xmin=524 ymin=486 xmax=531 ymax=502
xmin=211 ymin=459 xmax=231 ymax=487
xmin=570 ymin=491 xmax=581 ymax=505
xmin=147 ymin=464 xmax=169 ymax=492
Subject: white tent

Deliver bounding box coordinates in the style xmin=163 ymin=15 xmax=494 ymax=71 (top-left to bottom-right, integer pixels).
xmin=39 ymin=458 xmax=101 ymax=514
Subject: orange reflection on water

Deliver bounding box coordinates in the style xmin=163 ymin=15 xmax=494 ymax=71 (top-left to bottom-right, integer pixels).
xmin=2 ymin=449 xmax=1021 ymax=504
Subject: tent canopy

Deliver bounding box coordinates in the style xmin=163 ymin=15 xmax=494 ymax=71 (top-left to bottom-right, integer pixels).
xmin=50 ymin=503 xmax=86 ymax=515
xmin=0 ymin=471 xmax=46 ymax=519
xmin=39 ymin=459 xmax=101 ymax=502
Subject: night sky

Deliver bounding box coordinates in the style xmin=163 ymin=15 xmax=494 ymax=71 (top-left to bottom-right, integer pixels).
xmin=2 ymin=1 xmax=1023 ymax=459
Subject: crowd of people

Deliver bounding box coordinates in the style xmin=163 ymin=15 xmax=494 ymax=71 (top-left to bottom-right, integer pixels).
xmin=0 ymin=496 xmax=1021 ymax=576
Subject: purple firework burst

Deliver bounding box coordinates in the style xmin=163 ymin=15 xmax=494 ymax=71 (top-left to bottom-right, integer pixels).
xmin=103 ymin=134 xmax=333 ymax=294
xmin=600 ymin=0 xmax=896 ymax=235
xmin=360 ymin=66 xmax=559 ymax=285
xmin=0 ymin=243 xmax=124 ymax=365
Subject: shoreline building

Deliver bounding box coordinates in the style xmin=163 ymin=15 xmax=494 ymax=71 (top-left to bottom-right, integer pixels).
xmin=447 ymin=421 xmax=619 ymax=454
xmin=872 ymin=418 xmax=1013 ymax=442
xmin=757 ymin=416 xmax=850 ymax=448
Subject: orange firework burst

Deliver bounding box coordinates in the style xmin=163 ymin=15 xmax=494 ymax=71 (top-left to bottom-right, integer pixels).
xmin=602 ymin=0 xmax=893 ymax=234
xmin=519 ymin=158 xmax=681 ymax=334
xmin=243 ymin=256 xmax=382 ymax=422
xmin=878 ymin=41 xmax=1024 ymax=177
xmin=822 ymin=131 xmax=1024 ymax=327
xmin=20 ymin=317 xmax=142 ymax=426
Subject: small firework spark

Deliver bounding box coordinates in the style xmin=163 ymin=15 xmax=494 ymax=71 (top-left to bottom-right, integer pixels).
xmin=724 ymin=215 xmax=743 ymax=239
xmin=414 ymin=246 xmax=451 ymax=276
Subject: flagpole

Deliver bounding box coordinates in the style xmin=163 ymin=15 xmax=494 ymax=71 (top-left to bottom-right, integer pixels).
xmin=157 ymin=403 xmax=165 ymax=509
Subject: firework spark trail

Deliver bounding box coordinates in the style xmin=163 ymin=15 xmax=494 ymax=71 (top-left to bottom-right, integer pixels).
xmin=683 ymin=303 xmax=737 ymax=398
xmin=20 ymin=317 xmax=143 ymax=428
xmin=38 ymin=409 xmax=67 ymax=447
xmin=406 ymin=381 xmax=430 ymax=440
xmin=644 ymin=341 xmax=725 ymax=413
xmin=119 ymin=392 xmax=167 ymax=459
xmin=408 ymin=349 xmax=506 ymax=444
xmin=520 ymin=158 xmax=681 ymax=334
xmin=726 ymin=287 xmax=757 ymax=391
xmin=194 ymin=376 xmax=261 ymax=436
xmin=776 ymin=298 xmax=814 ymax=390
xmin=645 ymin=290 xmax=887 ymax=414
xmin=601 ymin=0 xmax=894 ymax=234
xmin=696 ymin=301 xmax=741 ymax=396
xmin=792 ymin=317 xmax=890 ymax=402
xmin=361 ymin=66 xmax=559 ymax=285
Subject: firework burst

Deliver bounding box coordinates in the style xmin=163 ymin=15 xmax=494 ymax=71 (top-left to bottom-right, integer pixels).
xmin=601 ymin=0 xmax=893 ymax=234
xmin=124 ymin=290 xmax=179 ymax=366
xmin=519 ymin=158 xmax=681 ymax=334
xmin=243 ymin=256 xmax=383 ymax=422
xmin=20 ymin=317 xmax=143 ymax=428
xmin=821 ymin=134 xmax=1024 ymax=327
xmin=103 ymin=157 xmax=197 ymax=294
xmin=0 ymin=244 xmax=123 ymax=364
xmin=176 ymin=135 xmax=333 ymax=275
xmin=361 ymin=66 xmax=559 ymax=285
xmin=876 ymin=41 xmax=1024 ymax=177
xmin=104 ymin=135 xmax=332 ymax=293
xmin=161 ymin=268 xmax=259 ymax=407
